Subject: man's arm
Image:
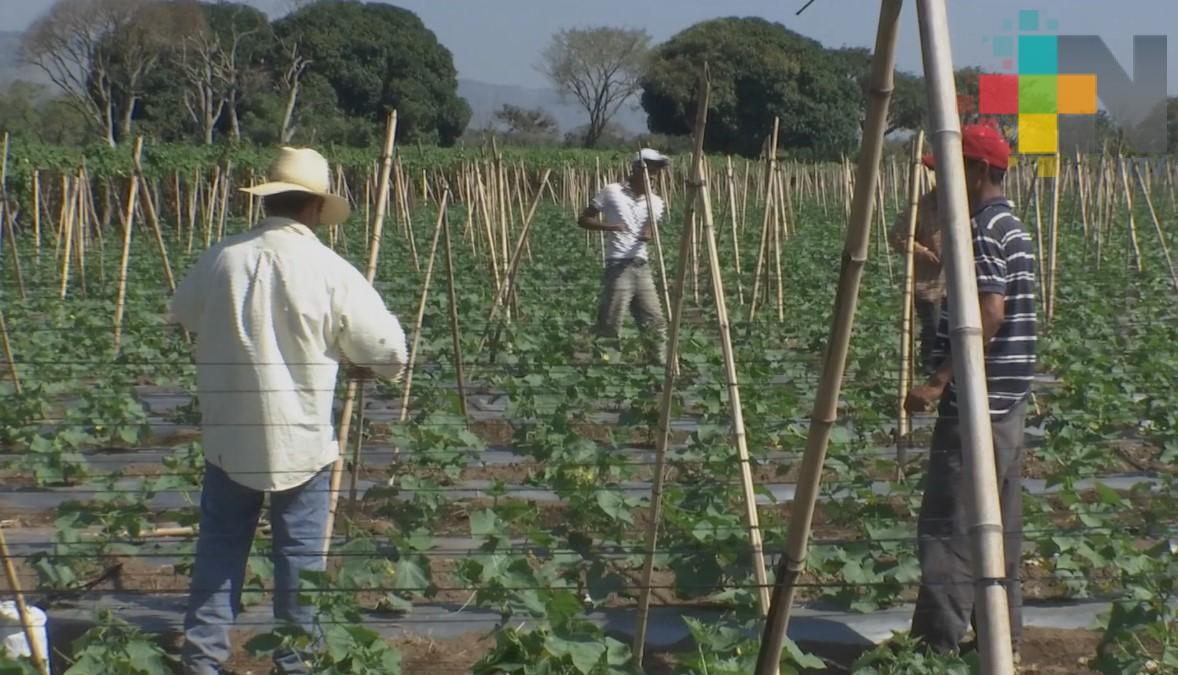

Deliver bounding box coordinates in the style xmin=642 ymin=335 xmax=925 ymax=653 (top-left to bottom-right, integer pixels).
xmin=905 ymin=292 xmax=1005 ymax=412
xmin=577 ymin=205 xmax=624 ymax=233
xmin=168 ymin=253 xmax=208 ymax=332
xmin=333 ymin=269 xmax=409 ymax=381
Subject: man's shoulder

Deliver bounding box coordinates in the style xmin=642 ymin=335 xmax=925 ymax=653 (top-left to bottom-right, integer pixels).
xmin=976 ymin=199 xmax=1023 ymax=233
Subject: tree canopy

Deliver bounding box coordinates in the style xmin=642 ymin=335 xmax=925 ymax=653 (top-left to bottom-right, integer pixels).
xmin=640 ymin=17 xmax=863 ymax=158
xmin=274 ymin=0 xmax=470 ymax=146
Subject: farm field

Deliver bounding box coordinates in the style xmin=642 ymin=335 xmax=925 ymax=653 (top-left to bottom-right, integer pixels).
xmin=0 ymin=141 xmax=1176 ymax=674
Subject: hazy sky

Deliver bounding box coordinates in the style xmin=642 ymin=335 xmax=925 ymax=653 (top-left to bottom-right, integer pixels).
xmin=6 ymin=0 xmax=1176 ymax=92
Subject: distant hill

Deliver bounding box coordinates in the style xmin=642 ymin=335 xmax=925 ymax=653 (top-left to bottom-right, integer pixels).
xmin=458 ymin=78 xmax=647 ymax=136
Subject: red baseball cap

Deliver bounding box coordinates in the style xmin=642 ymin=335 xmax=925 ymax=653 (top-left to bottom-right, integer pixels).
xmin=921 ymin=124 xmax=1011 ymax=170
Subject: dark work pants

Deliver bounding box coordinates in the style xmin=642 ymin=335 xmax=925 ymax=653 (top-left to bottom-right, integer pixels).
xmin=911 ymin=397 xmax=1025 ymax=653
xmin=914 ymin=297 xmax=941 ymax=377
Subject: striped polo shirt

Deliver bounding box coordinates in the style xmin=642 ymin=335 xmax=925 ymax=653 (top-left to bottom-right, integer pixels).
xmin=932 ymin=197 xmax=1037 ymax=418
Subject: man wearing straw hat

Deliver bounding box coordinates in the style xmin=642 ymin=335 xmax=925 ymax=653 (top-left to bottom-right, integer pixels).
xmin=905 ymin=124 xmax=1036 ymax=658
xmin=170 ymin=147 xmax=408 ymax=674
xmin=578 ymin=148 xmax=670 ymax=365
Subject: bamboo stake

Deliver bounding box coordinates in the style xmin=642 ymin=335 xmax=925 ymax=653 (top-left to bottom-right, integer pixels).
xmin=136 ymin=154 xmax=177 ymax=293
xmin=58 ymin=172 xmax=77 ymax=299
xmin=634 ymin=66 xmax=709 ymax=667
xmin=748 ymin=120 xmax=781 ymax=320
xmin=3 ymin=206 xmax=26 ymax=302
xmin=31 ymin=170 xmax=41 ymax=264
xmin=1119 ymin=157 xmax=1143 ymax=273
xmin=0 ymin=528 xmax=49 ymax=675
xmin=476 ymin=170 xmax=553 ymax=357
xmin=1133 ymin=163 xmax=1178 ymax=294
xmin=113 ymin=137 xmax=144 ymax=354
xmin=896 ymin=132 xmax=925 ymax=478
xmin=697 ymin=128 xmax=770 ymax=617
xmin=726 ymin=156 xmax=744 ymax=304
xmin=0 ymin=308 xmax=19 ymax=395
xmin=396 ymin=192 xmax=450 ymax=425
xmin=325 ymin=110 xmax=397 ymax=554
xmin=756 ymin=1 xmax=902 ymax=669
xmin=441 ymin=200 xmax=469 ymax=423
xmin=1045 ymin=154 xmax=1061 ymax=323
xmin=639 ymin=155 xmax=673 ymax=323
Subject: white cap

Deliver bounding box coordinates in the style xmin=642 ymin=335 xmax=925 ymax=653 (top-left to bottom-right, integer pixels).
xmin=631 ymin=148 xmax=670 ymax=166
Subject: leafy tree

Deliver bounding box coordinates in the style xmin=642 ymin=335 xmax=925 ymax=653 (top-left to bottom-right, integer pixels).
xmin=22 ymin=0 xmax=200 ymax=146
xmin=135 ymin=1 xmax=274 ymax=144
xmin=832 ymin=47 xmax=925 ymax=134
xmin=0 ymin=81 xmax=89 ymax=145
xmin=640 ymin=17 xmax=861 ymax=158
xmin=539 ymin=26 xmax=650 ymax=148
xmin=494 ymin=104 xmax=557 ymax=137
xmin=274 ymin=0 xmax=470 ymax=146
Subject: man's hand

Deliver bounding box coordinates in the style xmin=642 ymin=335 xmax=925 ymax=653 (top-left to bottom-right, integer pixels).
xmin=905 ymin=381 xmax=946 ymax=414
xmin=915 ymin=248 xmax=940 ymax=266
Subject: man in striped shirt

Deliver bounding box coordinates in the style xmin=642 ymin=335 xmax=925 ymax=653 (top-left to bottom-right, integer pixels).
xmin=905 ymin=124 xmax=1036 ymax=657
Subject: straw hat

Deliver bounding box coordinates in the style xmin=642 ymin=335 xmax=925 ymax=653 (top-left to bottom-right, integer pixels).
xmin=241 ymin=147 xmax=350 ymax=225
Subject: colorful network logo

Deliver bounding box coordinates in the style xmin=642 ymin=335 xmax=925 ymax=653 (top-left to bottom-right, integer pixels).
xmin=975 ymin=9 xmax=1169 ymax=165
xmin=978 ymin=10 xmax=1097 ymax=169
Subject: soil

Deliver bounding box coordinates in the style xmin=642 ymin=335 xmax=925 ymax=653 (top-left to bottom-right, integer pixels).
xmin=180 ymin=625 xmax=1106 ymax=674
xmin=787 ymin=627 xmax=1101 ymax=674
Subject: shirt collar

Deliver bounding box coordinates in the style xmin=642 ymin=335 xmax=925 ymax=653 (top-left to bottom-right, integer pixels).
xmin=971 ymin=197 xmax=1012 ymax=218
xmin=256 ymin=216 xmax=315 ymax=237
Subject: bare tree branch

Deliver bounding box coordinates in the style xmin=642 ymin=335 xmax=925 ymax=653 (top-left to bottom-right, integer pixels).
xmin=538 ymin=26 xmax=650 ymax=147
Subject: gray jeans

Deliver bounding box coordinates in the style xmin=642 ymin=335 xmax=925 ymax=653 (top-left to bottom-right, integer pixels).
xmin=183 ymin=463 xmax=329 ymax=674
xmin=915 ymin=297 xmax=941 ymax=377
xmin=594 ymin=258 xmax=667 ymax=364
xmin=911 ymin=397 xmax=1025 ymax=653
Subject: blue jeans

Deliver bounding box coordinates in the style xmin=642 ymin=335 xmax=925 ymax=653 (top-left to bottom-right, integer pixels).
xmin=182 ymin=463 xmax=330 ymax=674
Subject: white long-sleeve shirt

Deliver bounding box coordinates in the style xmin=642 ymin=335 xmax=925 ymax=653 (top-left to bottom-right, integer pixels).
xmin=170 ymin=217 xmax=407 ymax=491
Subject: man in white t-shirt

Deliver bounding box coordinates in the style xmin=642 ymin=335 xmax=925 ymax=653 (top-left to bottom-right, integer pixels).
xmin=577 ymin=148 xmax=669 ymax=365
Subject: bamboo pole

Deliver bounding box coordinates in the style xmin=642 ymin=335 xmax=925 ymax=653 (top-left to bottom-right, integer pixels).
xmin=697 ymin=127 xmax=770 ymax=617
xmin=3 ymin=204 xmax=26 ymax=302
xmin=396 ymin=191 xmax=451 ymax=425
xmin=325 ymin=110 xmax=397 ymax=554
xmin=639 ymin=155 xmax=673 ymax=324
xmin=896 ymin=131 xmax=925 ymax=478
xmin=0 ymin=308 xmax=19 ymax=395
xmin=135 ymin=153 xmax=177 ymax=293
xmin=755 ymin=1 xmax=901 ymax=670
xmin=441 ymin=202 xmax=469 ymax=423
xmin=1119 ymin=157 xmax=1144 ymax=273
xmin=726 ymin=156 xmax=744 ymax=304
xmin=1133 ymin=163 xmax=1178 ymax=294
xmin=911 ymin=3 xmax=1017 ymax=673
xmin=634 ymin=66 xmax=709 ymax=667
xmin=0 ymin=528 xmax=49 ymax=675
xmin=1045 ymin=154 xmax=1061 ymax=323
xmin=31 ymin=170 xmax=41 ymax=264
xmin=476 ymin=170 xmax=553 ymax=356
xmin=113 ymin=137 xmax=144 ymax=354
xmin=58 ymin=172 xmax=77 ymax=299
xmin=748 ymin=121 xmax=780 ymax=320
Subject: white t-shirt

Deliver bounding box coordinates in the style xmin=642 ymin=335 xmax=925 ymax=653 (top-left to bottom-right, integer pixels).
xmin=590 ymin=183 xmax=665 ymax=261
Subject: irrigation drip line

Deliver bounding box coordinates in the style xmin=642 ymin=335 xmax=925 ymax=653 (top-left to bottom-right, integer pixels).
xmin=0 ymin=471 xmax=1164 ymax=495
xmin=0 ymin=458 xmax=1166 ymax=481
xmin=7 ymin=575 xmax=1174 ymax=599
xmin=5 ymin=525 xmax=1173 ymax=559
